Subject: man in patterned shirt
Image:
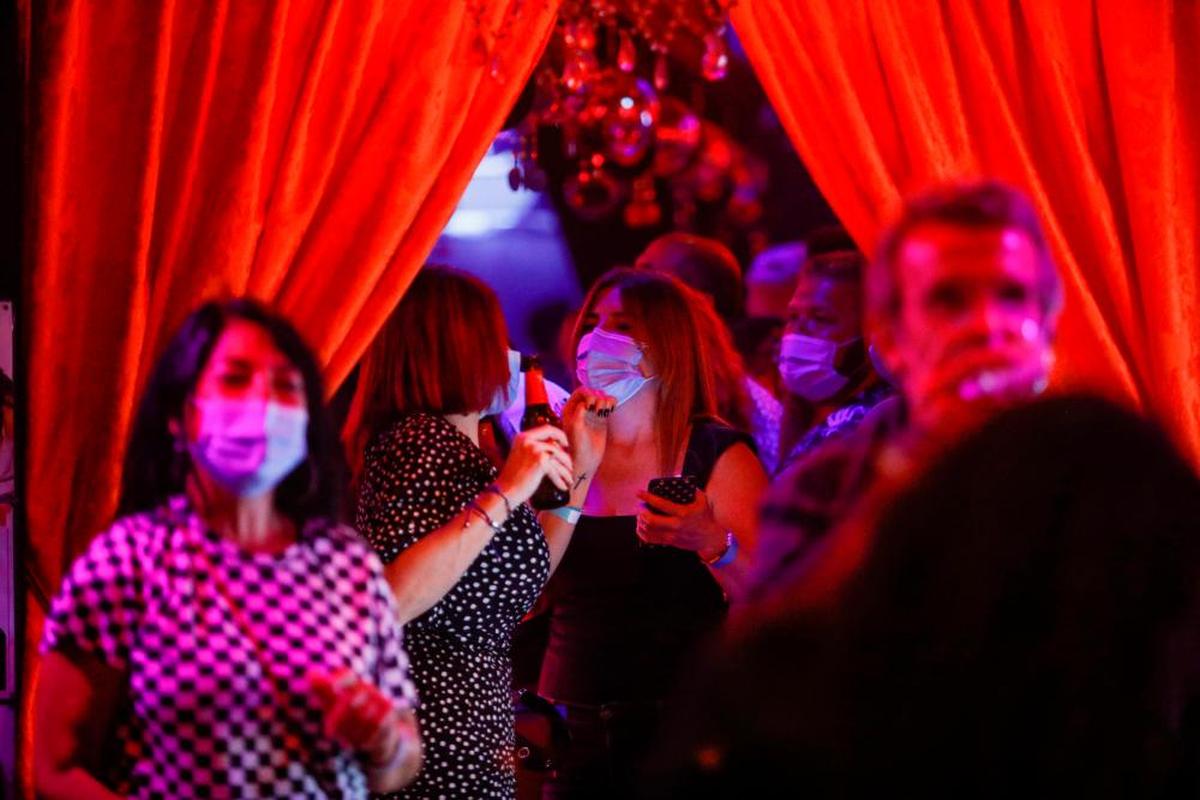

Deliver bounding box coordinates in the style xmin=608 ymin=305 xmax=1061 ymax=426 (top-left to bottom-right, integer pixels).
xmin=747 ymin=181 xmax=1063 ymax=605
xmin=775 ymin=226 xmax=893 ymax=475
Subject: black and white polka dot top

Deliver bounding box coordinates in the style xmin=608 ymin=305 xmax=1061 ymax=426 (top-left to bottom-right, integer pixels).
xmin=356 ymin=412 xmax=550 ymax=651
xmin=356 ymin=412 xmax=550 ymax=799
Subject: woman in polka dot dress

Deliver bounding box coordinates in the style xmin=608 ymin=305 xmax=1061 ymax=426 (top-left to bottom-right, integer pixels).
xmin=345 ymin=267 xmax=613 ymax=799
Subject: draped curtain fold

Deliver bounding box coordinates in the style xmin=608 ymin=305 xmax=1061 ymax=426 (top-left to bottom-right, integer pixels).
xmin=23 ymin=0 xmax=560 ymax=600
xmin=733 ymin=0 xmax=1200 ymax=464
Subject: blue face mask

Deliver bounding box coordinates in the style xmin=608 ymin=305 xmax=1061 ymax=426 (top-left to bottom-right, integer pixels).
xmin=188 ymin=397 xmax=309 ymax=497
xmin=575 ymin=328 xmax=655 ymax=406
xmin=481 ymin=349 xmax=522 ymax=417
xmin=778 ymin=333 xmax=852 ymax=402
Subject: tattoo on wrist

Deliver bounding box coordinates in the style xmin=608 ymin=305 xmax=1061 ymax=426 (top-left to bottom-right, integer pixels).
xmin=573 ymin=472 xmax=589 ymax=490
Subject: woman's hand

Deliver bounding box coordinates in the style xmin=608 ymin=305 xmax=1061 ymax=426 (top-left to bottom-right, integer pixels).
xmin=308 ymin=668 xmax=422 ymax=791
xmin=560 ymin=387 xmax=615 ymax=481
xmin=495 ymin=425 xmax=574 ymax=505
xmin=635 ymin=487 xmax=728 ymax=561
xmin=307 ymin=668 xmax=413 ymax=763
xmin=34 ymin=650 xmax=128 ymax=800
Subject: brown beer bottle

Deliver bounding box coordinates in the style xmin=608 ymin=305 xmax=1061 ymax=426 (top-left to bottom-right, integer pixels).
xmin=521 ymin=354 xmax=570 ymax=510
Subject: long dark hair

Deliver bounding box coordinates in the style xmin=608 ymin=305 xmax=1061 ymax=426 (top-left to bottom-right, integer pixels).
xmin=117 ymin=298 xmax=345 ymax=524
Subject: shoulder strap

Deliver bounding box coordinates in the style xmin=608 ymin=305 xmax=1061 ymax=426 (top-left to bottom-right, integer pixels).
xmin=682 ymin=418 xmax=756 ymax=488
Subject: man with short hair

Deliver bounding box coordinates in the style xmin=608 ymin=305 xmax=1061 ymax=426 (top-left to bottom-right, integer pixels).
xmin=735 ymin=241 xmax=807 ymax=399
xmin=775 ymin=227 xmax=892 ymax=474
xmin=745 ymin=240 xmax=806 ymax=320
xmin=748 ymin=180 xmax=1063 ymax=603
xmin=635 ymin=232 xmax=745 ymax=321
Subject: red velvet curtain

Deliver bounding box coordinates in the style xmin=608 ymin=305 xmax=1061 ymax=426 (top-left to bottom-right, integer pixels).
xmin=22 ymin=0 xmax=559 ymax=606
xmin=733 ymin=0 xmax=1200 ymax=464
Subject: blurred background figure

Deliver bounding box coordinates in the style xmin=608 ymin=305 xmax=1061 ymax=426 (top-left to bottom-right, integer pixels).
xmin=750 ymin=181 xmax=1062 ymax=606
xmin=635 ymin=232 xmax=745 ymax=322
xmin=34 ymin=300 xmax=422 ymax=799
xmin=635 ymin=233 xmax=783 ymax=472
xmin=645 ymin=395 xmax=1200 ymax=798
xmin=745 ymin=240 xmax=805 ymax=320
xmin=775 ymin=226 xmax=891 ymax=474
xmin=736 ymin=240 xmax=807 ymax=397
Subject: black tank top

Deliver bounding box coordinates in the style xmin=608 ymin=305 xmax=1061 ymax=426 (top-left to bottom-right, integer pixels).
xmin=539 ymin=420 xmax=754 ymax=704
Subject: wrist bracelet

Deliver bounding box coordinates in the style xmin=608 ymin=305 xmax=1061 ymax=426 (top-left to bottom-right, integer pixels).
xmin=703 ymin=530 xmax=737 ymax=567
xmin=482 ymin=483 xmax=514 ymax=518
xmin=545 ymin=505 xmax=583 ymax=525
xmin=465 ymin=501 xmax=504 ymax=534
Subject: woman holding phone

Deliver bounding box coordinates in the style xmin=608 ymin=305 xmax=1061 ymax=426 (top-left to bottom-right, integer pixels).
xmin=538 ymin=269 xmax=768 ymax=799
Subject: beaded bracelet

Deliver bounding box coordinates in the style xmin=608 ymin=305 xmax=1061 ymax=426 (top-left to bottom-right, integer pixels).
xmin=465 ymin=501 xmax=504 ymax=534
xmin=481 ymin=483 xmax=514 ymax=518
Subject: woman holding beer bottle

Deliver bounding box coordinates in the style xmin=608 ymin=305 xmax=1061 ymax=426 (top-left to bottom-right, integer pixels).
xmin=343 ymin=266 xmax=614 ymax=800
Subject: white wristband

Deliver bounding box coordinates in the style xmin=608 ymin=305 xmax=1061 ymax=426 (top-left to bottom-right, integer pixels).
xmin=546 ymin=505 xmax=583 ymax=525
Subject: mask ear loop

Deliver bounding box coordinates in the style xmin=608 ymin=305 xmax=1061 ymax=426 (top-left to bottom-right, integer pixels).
xmin=634 ymin=340 xmax=653 ymax=377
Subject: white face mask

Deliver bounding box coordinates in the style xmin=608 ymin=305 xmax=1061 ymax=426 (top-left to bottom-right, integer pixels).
xmin=575 ymin=328 xmax=654 ymax=406
xmin=481 ymin=349 xmax=522 ymax=417
xmin=188 ymin=397 xmax=309 ymax=497
xmin=778 ymin=333 xmax=862 ymax=402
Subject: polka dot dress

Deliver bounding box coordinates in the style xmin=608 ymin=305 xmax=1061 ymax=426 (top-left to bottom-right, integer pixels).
xmin=40 ymin=497 xmax=419 ymax=799
xmin=356 ymin=413 xmax=550 ymax=800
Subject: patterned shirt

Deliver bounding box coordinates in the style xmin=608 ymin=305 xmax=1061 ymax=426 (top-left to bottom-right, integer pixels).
xmin=777 ymin=380 xmax=894 ymax=474
xmin=356 ymin=412 xmax=551 ymax=799
xmin=747 ymin=397 xmax=906 ymax=606
xmin=746 ymin=377 xmax=784 ymax=474
xmin=41 ymin=496 xmax=417 ymax=800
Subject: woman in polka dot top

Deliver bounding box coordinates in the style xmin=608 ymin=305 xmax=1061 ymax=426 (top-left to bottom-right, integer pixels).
xmin=344 ymin=267 xmax=613 ymax=799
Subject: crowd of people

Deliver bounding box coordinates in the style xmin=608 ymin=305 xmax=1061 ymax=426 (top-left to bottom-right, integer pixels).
xmin=31 ymin=180 xmax=1200 ymax=798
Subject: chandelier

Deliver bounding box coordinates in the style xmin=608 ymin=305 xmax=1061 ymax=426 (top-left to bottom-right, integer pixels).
xmin=554 ymin=0 xmax=735 ymax=92
xmin=496 ymin=0 xmax=764 ymax=241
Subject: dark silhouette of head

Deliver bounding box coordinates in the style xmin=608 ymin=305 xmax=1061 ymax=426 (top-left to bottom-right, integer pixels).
xmin=636 ymin=232 xmax=745 ymax=321
xmin=648 ymin=396 xmax=1200 ymax=797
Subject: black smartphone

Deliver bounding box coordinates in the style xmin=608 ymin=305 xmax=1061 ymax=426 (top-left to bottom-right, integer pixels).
xmin=645 ymin=475 xmax=697 ymax=511
xmin=639 ymin=476 xmax=698 ymax=550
